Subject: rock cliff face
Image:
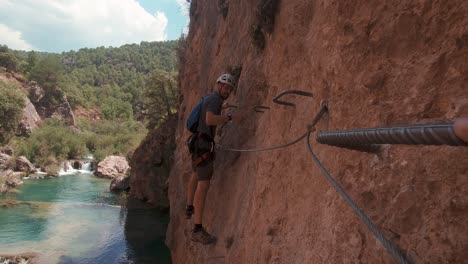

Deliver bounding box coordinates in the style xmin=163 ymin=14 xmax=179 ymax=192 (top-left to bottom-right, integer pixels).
xmin=167 ymin=1 xmax=468 ymax=263
xmin=129 ymin=114 xmax=177 ymax=207
xmin=16 ymin=96 xmax=41 ymax=137
xmin=26 ymin=80 xmax=76 ymax=127
xmin=0 ymin=74 xmax=41 ymax=136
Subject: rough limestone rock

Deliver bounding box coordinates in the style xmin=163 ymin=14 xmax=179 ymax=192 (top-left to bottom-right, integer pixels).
xmin=0 ymin=153 xmax=11 ymax=170
xmin=167 ymin=1 xmax=468 ymax=264
xmin=74 ymin=106 xmax=102 ymax=121
xmin=0 ymin=253 xmax=39 ymax=264
xmin=15 ymin=156 xmax=36 ymax=173
xmin=95 ymin=156 xmax=130 ymax=179
xmin=129 ymin=114 xmax=176 ymax=207
xmin=50 ymin=96 xmax=76 ymax=126
xmin=0 ymin=146 xmax=14 ymax=156
xmin=28 ymin=81 xmax=44 ymax=103
xmin=110 ymin=173 xmax=130 ymax=191
xmin=6 ymin=176 xmax=23 ymax=187
xmin=0 ymin=170 xmax=25 ymax=193
xmin=33 ymin=92 xmax=76 ymax=127
xmin=16 ymin=96 xmax=41 ymax=136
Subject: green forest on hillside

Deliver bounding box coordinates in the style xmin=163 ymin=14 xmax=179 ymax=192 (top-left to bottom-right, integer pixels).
xmin=0 ymin=40 xmax=181 ymax=171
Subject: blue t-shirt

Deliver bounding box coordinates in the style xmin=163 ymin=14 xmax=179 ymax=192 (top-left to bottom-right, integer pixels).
xmin=197 ymin=92 xmax=224 ymax=139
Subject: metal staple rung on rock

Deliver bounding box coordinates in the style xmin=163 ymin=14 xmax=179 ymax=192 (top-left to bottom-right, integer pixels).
xmin=254 ymin=105 xmax=270 ymax=113
xmin=219 ymin=100 xmax=327 ymax=152
xmin=272 ymin=90 xmax=313 ymax=107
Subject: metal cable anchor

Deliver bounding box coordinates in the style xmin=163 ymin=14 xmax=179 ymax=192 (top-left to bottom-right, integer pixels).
xmin=307 ymin=99 xmax=328 ymax=132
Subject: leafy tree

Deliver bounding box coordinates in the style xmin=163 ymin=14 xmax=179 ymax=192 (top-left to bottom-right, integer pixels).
xmin=0 ymin=45 xmax=8 ymax=53
xmin=26 ymin=51 xmax=38 ymax=73
xmin=0 ymin=81 xmax=25 ymax=143
xmin=100 ymin=97 xmax=134 ymax=120
xmin=16 ymin=119 xmax=88 ymax=165
xmin=29 ymin=55 xmax=64 ymax=88
xmin=29 ymin=55 xmax=65 ymax=105
xmin=0 ymin=46 xmax=19 ymax=72
xmin=144 ymin=69 xmax=178 ymax=129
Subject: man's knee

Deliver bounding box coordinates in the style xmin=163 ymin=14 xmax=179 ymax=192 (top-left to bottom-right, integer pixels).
xmin=197 ymin=180 xmax=211 ymax=191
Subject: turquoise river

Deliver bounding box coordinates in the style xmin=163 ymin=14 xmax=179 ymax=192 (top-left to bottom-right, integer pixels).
xmin=0 ymin=171 xmax=171 ymax=263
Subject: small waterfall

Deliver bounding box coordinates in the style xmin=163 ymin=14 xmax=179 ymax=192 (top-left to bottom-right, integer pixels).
xmin=57 ymin=158 xmax=95 ymax=176
xmin=35 ymin=168 xmax=47 ymax=175
xmin=58 ymin=161 xmax=75 ymax=175
xmin=79 ymin=162 xmax=93 ymax=173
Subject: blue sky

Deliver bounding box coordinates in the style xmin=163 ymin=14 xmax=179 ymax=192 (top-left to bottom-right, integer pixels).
xmin=0 ymin=0 xmax=189 ymax=52
xmin=138 ymin=0 xmax=188 ymax=39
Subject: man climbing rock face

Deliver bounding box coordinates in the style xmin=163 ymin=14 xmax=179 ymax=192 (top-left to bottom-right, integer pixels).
xmin=185 ymin=73 xmax=241 ymax=245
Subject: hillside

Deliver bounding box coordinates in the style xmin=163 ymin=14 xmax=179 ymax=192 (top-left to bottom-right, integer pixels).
xmin=0 ymin=40 xmax=178 ymax=167
xmin=4 ymin=41 xmax=178 ymax=122
xmin=166 ymin=1 xmax=468 ymax=263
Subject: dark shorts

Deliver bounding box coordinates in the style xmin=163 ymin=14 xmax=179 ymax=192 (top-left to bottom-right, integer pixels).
xmin=192 ymin=138 xmax=215 ymax=181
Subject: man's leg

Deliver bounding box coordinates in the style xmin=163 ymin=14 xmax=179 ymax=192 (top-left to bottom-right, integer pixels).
xmin=185 ymin=172 xmax=197 ymax=219
xmin=193 ymin=179 xmax=210 ymax=224
xmin=191 ymin=159 xmax=216 ymax=244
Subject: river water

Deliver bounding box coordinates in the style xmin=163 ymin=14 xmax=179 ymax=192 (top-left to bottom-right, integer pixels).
xmin=0 ymin=171 xmax=171 ymax=263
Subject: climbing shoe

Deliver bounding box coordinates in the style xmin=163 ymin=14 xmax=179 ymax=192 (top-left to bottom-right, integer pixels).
xmin=185 ymin=205 xmax=194 ymax=219
xmin=191 ymin=227 xmax=217 ymax=245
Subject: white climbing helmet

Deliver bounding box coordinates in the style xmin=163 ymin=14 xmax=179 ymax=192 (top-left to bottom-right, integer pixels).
xmin=216 ymin=73 xmax=236 ymax=88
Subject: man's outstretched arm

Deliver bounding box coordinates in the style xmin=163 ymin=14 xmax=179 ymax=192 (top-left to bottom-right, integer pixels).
xmin=205 ymin=111 xmax=230 ymax=126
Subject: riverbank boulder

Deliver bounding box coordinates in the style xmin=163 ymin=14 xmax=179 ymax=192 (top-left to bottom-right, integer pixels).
xmin=110 ymin=173 xmax=130 ymax=191
xmin=15 ymin=156 xmax=36 ymax=173
xmin=0 ymin=252 xmax=39 ymax=264
xmin=0 ymin=170 xmax=25 ymax=193
xmin=0 ymin=153 xmax=12 ymax=170
xmin=0 ymin=145 xmax=13 ymax=155
xmin=95 ymin=156 xmax=130 ymax=179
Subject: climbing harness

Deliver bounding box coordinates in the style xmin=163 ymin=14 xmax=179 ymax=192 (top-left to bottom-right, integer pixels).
xmin=189 ymin=132 xmax=215 ymax=168
xmin=192 ymin=151 xmax=214 ymax=168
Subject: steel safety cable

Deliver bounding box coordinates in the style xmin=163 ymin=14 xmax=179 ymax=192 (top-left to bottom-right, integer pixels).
xmin=217 ymin=132 xmax=307 ymax=152
xmin=218 ymin=101 xmax=329 ymax=153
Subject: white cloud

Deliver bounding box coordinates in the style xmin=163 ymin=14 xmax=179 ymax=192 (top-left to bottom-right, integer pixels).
xmin=175 ymin=0 xmax=190 ymax=16
xmin=0 ymin=0 xmax=168 ymax=52
xmin=174 ymin=0 xmax=190 ymax=35
xmin=0 ymin=24 xmax=33 ymax=51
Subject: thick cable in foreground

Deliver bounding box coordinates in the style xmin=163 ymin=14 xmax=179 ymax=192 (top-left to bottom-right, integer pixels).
xmin=316 ymin=123 xmax=466 ymax=149
xmin=306 ymin=131 xmax=409 ymax=264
